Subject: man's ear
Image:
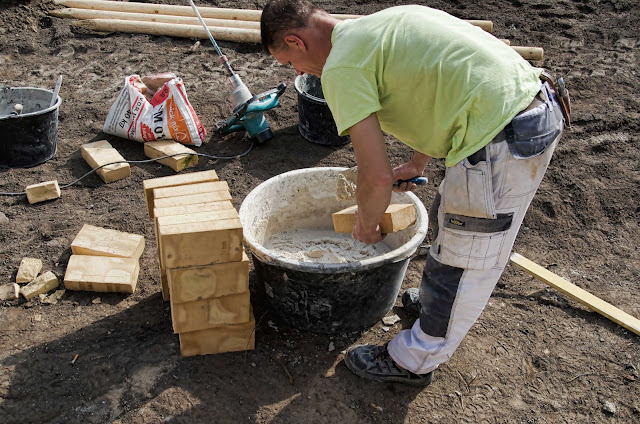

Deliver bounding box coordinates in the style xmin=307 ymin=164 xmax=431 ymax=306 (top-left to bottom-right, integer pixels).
xmin=284 ymin=34 xmax=307 ymax=51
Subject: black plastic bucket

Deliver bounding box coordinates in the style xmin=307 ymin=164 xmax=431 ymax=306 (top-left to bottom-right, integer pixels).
xmin=0 ymin=87 xmax=61 ymax=168
xmin=239 ymin=167 xmax=428 ymax=334
xmin=294 ymin=75 xmax=350 ymax=146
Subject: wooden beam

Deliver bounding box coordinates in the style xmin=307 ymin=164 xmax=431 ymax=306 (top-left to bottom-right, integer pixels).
xmin=54 ymin=0 xmax=494 ymax=32
xmin=510 ymin=253 xmax=640 ymax=336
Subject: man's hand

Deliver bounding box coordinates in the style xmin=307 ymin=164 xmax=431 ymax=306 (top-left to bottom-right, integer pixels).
xmin=352 ymin=209 xmax=385 ymax=244
xmin=392 ymin=151 xmax=431 ymax=192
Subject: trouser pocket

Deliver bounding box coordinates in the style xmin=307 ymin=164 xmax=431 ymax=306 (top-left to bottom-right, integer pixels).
xmin=437 ymin=213 xmax=513 ymax=270
xmin=442 ymin=155 xmax=495 ymax=219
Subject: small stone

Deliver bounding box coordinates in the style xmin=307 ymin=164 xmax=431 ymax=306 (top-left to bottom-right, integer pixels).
xmin=267 ymin=320 xmax=278 ymax=331
xmin=602 ymin=401 xmax=616 ymax=414
xmin=33 ymin=314 xmax=42 ymax=322
xmin=0 ymin=212 xmax=9 ymax=225
xmin=381 ymin=326 xmax=390 ymax=332
xmin=328 ymin=342 xmax=335 ymax=352
xmin=0 ymin=283 xmax=20 ymax=301
xmin=92 ymin=297 xmax=102 ymax=304
xmin=16 ymin=257 xmax=43 ymax=283
xmin=21 ymin=271 xmax=58 ymax=300
xmin=382 ymin=314 xmax=401 ymax=325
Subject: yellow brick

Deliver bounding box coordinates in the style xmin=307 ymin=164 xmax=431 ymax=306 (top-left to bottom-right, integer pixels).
xmin=153 ymin=191 xmax=232 ymax=209
xmin=332 ymin=203 xmax=416 ymax=233
xmin=25 ymin=180 xmax=61 ymax=204
xmin=179 ymin=313 xmax=255 ymax=357
xmin=21 ymin=271 xmax=59 ymax=300
xmin=153 ymin=200 xmax=234 ymax=219
xmin=143 ymin=170 xmax=219 ymax=218
xmin=80 ymin=140 xmax=130 ymax=183
xmin=153 ymin=181 xmax=229 ymax=200
xmin=170 ymin=291 xmax=251 ymax=333
xmin=16 ymin=257 xmax=43 ymax=283
xmin=144 ymin=140 xmax=198 ymax=172
xmin=64 ymin=255 xmax=139 ymax=293
xmin=167 ymin=251 xmax=249 ymax=303
xmin=158 ymin=217 xmax=243 ymax=268
xmin=71 ymin=224 xmax=145 ymax=259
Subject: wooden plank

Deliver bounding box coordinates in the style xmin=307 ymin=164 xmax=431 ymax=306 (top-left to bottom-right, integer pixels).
xmin=332 ymin=203 xmax=416 ymax=234
xmin=510 ymin=253 xmax=640 ymax=336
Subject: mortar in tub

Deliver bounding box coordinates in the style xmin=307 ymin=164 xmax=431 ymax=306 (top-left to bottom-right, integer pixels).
xmin=239 ymin=167 xmax=428 ymax=334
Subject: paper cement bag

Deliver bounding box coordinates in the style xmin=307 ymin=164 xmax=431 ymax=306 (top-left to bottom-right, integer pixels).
xmin=103 ymin=73 xmax=206 ymax=146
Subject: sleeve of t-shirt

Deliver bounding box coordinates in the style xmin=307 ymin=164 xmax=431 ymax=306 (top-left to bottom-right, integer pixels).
xmin=321 ymin=68 xmax=381 ymax=136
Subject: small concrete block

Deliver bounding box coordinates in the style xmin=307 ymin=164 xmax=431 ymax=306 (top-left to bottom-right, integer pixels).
xmin=144 ymin=140 xmax=198 ymax=172
xmin=153 ymin=190 xmax=232 ymax=210
xmin=0 ymin=283 xmax=20 ymax=301
xmin=64 ymin=255 xmax=139 ymax=293
xmin=179 ymin=312 xmax=255 ymax=357
xmin=153 ymin=200 xmax=234 ymax=219
xmin=21 ymin=271 xmax=59 ymax=300
xmin=170 ymin=291 xmax=251 ymax=333
xmin=71 ymin=224 xmax=145 ymax=259
xmin=81 ymin=140 xmax=130 ymax=183
xmin=143 ymin=170 xmax=219 ymax=218
xmin=16 ymin=257 xmax=43 ymax=283
xmin=167 ymin=251 xmax=249 ymax=303
xmin=25 ymin=180 xmax=61 ymax=204
xmin=332 ymin=203 xmax=416 ymax=234
xmin=158 ymin=217 xmax=243 ymax=269
xmin=152 ymin=181 xmax=229 ymax=201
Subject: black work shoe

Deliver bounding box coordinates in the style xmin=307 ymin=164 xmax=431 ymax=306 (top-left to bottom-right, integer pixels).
xmin=402 ymin=287 xmax=421 ymax=318
xmin=344 ymin=344 xmax=434 ymax=387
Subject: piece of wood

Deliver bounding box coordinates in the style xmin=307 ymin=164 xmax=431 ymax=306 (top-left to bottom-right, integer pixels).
xmin=170 ymin=291 xmax=251 ymax=333
xmin=153 ymin=189 xmax=232 ymax=209
xmin=179 ymin=312 xmax=256 ymax=357
xmin=54 ymin=0 xmax=493 ymax=32
xmin=80 ymin=140 xmax=130 ymax=183
xmin=50 ymin=8 xmax=261 ymax=29
xmin=21 ymin=271 xmax=59 ymax=300
xmin=25 ymin=180 xmax=61 ymax=204
xmin=73 ymin=19 xmax=262 ymax=44
xmin=511 ymin=46 xmax=544 ymax=61
xmin=167 ymin=251 xmax=249 ymax=304
xmin=510 ymin=253 xmax=640 ymax=336
xmin=158 ymin=217 xmax=243 ymax=269
xmin=143 ymin=140 xmax=198 ymax=172
xmin=64 ymin=255 xmax=139 ymax=293
xmin=71 ymin=224 xmax=145 ymax=259
xmin=142 ymin=169 xmax=219 ymax=218
xmin=16 ymin=257 xmax=43 ymax=283
xmin=332 ymin=203 xmax=416 ymax=234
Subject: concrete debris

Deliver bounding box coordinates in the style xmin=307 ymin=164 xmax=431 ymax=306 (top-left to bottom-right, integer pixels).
xmin=602 ymin=401 xmax=616 ymax=414
xmin=92 ymin=297 xmax=102 ymax=304
xmin=21 ymin=271 xmax=59 ymax=300
xmin=381 ymin=326 xmax=390 ymax=332
xmin=0 ymin=212 xmax=9 ymax=225
xmin=382 ymin=314 xmax=401 ymax=325
xmin=328 ymin=341 xmax=335 ymax=352
xmin=16 ymin=257 xmax=43 ymax=284
xmin=0 ymin=283 xmax=20 ymax=301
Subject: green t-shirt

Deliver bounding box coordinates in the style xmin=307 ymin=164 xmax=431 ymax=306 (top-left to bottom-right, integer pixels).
xmin=322 ymin=5 xmax=542 ymax=167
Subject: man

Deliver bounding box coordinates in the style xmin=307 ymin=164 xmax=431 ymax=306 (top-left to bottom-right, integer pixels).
xmin=261 ymin=0 xmax=565 ymax=387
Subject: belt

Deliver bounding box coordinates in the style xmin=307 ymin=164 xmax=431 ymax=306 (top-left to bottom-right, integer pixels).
xmin=516 ymin=90 xmax=545 ymax=116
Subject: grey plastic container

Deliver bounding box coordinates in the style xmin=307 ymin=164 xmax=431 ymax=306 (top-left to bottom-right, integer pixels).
xmin=0 ymin=87 xmax=61 ymax=168
xmin=239 ymin=167 xmax=428 ymax=333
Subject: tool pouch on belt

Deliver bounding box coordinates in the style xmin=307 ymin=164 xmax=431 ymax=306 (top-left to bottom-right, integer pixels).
xmin=540 ymin=70 xmax=572 ymax=127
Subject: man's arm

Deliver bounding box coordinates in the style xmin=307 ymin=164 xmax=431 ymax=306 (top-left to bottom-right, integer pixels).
xmin=349 ymin=113 xmax=393 ymax=244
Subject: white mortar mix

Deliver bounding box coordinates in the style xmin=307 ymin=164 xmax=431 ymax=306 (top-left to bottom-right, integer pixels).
xmin=264 ymin=228 xmax=391 ymax=264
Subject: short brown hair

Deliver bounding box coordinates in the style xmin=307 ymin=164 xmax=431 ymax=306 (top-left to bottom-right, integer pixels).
xmin=261 ymin=0 xmax=319 ymax=52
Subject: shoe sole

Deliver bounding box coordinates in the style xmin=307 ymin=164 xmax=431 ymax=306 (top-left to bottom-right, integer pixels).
xmin=344 ymin=348 xmax=434 ymax=387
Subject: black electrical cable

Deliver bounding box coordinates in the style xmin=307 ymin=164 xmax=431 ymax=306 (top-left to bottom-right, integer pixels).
xmin=0 ymin=142 xmax=254 ymax=197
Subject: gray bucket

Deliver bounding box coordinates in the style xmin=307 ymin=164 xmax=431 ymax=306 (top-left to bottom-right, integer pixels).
xmin=294 ymin=75 xmax=350 ymax=146
xmin=0 ymin=87 xmax=61 ymax=168
xmin=239 ymin=167 xmax=428 ymax=333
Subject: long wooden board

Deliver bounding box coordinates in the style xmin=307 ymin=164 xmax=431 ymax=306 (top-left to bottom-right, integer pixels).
xmin=510 ymin=253 xmax=640 ymax=336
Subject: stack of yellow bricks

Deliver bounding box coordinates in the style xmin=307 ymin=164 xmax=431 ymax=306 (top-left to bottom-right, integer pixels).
xmin=143 ymin=170 xmax=255 ymax=357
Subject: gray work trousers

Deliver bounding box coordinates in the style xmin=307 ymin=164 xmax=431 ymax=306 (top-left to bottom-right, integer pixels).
xmin=389 ymin=83 xmax=564 ymax=374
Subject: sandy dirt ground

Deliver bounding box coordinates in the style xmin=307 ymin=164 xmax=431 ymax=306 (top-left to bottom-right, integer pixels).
xmin=0 ymin=0 xmax=639 ymax=423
